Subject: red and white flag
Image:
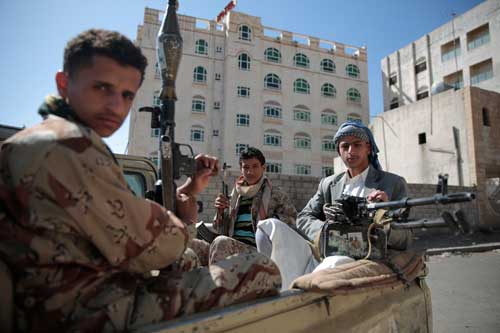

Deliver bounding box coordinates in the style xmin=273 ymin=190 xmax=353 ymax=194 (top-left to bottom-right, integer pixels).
xmin=216 ymin=0 xmax=237 ymax=23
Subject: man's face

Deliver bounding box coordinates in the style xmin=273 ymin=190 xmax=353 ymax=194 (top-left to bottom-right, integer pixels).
xmin=338 ymin=135 xmax=371 ymax=172
xmin=56 ymin=55 xmax=142 ymax=137
xmin=240 ymin=158 xmax=265 ymax=185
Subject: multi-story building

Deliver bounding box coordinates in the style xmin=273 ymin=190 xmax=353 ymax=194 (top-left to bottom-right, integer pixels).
xmin=381 ymin=0 xmax=500 ymax=111
xmin=128 ymin=7 xmax=369 ymax=177
xmin=370 ymin=86 xmax=500 ymax=229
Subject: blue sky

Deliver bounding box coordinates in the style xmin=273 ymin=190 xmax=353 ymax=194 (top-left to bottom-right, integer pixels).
xmin=0 ymin=0 xmax=483 ymax=153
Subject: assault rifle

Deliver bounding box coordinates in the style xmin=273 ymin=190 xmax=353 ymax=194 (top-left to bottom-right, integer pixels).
xmin=320 ymin=174 xmax=475 ymax=260
xmin=140 ymin=0 xmax=195 ymax=211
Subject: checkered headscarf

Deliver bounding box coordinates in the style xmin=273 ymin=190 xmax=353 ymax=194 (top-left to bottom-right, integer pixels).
xmin=333 ymin=121 xmax=382 ymax=170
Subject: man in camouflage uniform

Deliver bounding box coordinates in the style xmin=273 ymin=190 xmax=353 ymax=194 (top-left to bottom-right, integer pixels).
xmin=208 ymin=147 xmax=297 ymax=264
xmin=0 ymin=29 xmax=280 ymax=332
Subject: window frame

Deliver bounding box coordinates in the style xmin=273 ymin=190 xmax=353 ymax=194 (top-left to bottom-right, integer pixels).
xmin=295 ymin=164 xmax=311 ymax=175
xmin=264 ymin=47 xmax=282 ymax=63
xmin=195 ymin=39 xmax=208 ymax=55
xmin=193 ymin=66 xmax=207 ymax=83
xmin=236 ymin=143 xmax=249 ymax=155
xmin=293 ymin=53 xmax=310 ymax=68
xmin=238 ymin=25 xmax=252 ymax=41
xmin=237 ymin=86 xmax=251 ymax=98
xmin=346 ymin=64 xmax=360 ymax=78
xmin=294 ymin=78 xmax=310 ymax=94
xmin=238 ymin=53 xmax=251 ymax=71
xmin=190 ymin=126 xmax=205 ymax=142
xmin=264 ymin=104 xmax=282 ymax=119
xmin=264 ymin=131 xmax=282 ymax=147
xmin=294 ymin=134 xmax=311 ymax=149
xmin=264 ymin=73 xmax=281 ymax=90
xmin=236 ymin=113 xmax=250 ymax=127
xmin=266 ymin=162 xmax=282 ymax=174
xmin=320 ymin=59 xmax=335 ymax=73
xmin=321 ymin=83 xmax=336 ymax=98
xmin=321 ymin=111 xmax=337 ymax=126
xmin=347 ymin=88 xmax=361 ymax=103
xmin=191 ymin=97 xmax=206 ymax=113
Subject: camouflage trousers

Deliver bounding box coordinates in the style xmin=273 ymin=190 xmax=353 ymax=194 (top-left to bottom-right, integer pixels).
xmin=190 ymin=236 xmax=259 ymax=266
xmin=56 ymin=250 xmax=281 ymax=332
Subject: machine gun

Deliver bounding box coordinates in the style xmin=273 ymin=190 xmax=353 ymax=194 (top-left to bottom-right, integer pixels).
xmin=140 ymin=0 xmax=195 ymax=211
xmin=320 ymin=174 xmax=475 ymax=260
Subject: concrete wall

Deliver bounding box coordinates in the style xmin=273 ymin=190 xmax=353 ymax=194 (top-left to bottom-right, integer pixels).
xmin=371 ymin=88 xmax=472 ymax=187
xmin=466 ymin=87 xmax=500 ymax=229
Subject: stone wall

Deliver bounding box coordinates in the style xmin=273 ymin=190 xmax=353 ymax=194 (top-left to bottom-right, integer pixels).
xmin=197 ymin=172 xmax=478 ymax=229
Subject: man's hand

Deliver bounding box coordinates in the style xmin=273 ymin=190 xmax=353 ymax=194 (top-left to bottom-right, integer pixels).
xmin=367 ymin=190 xmax=388 ymax=203
xmin=323 ymin=202 xmax=348 ymax=223
xmin=214 ymin=193 xmax=229 ymax=210
xmin=177 ymin=154 xmax=219 ymax=197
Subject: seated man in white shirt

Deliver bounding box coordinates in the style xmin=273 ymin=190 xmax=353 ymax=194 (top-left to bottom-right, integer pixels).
xmin=255 ymin=121 xmax=412 ymax=289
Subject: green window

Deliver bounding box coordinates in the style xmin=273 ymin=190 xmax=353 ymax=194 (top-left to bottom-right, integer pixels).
xmin=295 ymin=164 xmax=311 ymax=175
xmin=346 ymin=64 xmax=360 ymax=78
xmin=347 ymin=88 xmax=361 ymax=103
xmin=294 ymin=53 xmax=310 ymax=68
xmin=294 ymin=109 xmax=311 ymax=122
xmin=264 ymin=73 xmax=281 ymax=90
xmin=321 ymin=83 xmax=336 ymax=98
xmin=195 ymin=39 xmax=208 ymax=55
xmin=191 ymin=97 xmax=205 ymax=113
xmin=264 ymin=131 xmax=282 ymax=146
xmin=265 ymin=47 xmax=281 ymax=63
xmin=239 ymin=25 xmax=252 ymax=41
xmin=190 ymin=127 xmax=205 ymax=142
xmin=321 ymin=112 xmax=337 ymax=125
xmin=322 ymin=136 xmax=335 ymax=152
xmin=264 ymin=105 xmax=282 ymax=119
xmin=238 ymin=53 xmax=251 ymax=70
xmin=294 ymin=134 xmax=311 ymax=149
xmin=321 ymin=59 xmax=335 ymax=73
xmin=294 ymin=79 xmax=310 ymax=94
xmin=193 ymin=66 xmax=207 ymax=83
xmin=266 ymin=163 xmax=282 ymax=174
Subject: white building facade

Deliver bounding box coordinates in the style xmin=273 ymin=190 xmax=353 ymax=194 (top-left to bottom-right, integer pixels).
xmin=128 ymin=8 xmax=369 ymax=177
xmin=381 ymin=0 xmax=500 ymax=111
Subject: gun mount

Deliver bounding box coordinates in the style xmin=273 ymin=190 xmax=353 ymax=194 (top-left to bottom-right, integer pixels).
xmin=321 ymin=174 xmax=476 ymax=260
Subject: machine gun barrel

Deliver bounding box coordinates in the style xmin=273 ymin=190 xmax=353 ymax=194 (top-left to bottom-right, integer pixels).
xmin=363 ymin=192 xmax=475 ymax=212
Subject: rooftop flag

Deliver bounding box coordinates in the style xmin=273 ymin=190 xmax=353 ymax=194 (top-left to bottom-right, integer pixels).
xmin=216 ymin=0 xmax=237 ymax=23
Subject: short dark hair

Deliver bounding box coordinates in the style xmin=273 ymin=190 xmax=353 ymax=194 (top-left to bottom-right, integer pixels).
xmin=239 ymin=147 xmax=266 ymax=166
xmin=63 ymin=29 xmax=148 ymax=82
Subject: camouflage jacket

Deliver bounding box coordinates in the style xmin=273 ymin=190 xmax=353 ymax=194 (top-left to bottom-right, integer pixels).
xmin=0 ymin=114 xmax=196 ymax=330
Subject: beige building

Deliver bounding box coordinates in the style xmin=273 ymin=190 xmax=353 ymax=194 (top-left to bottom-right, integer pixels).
xmin=370 ymin=87 xmax=500 ymax=229
xmin=381 ymin=0 xmax=500 ymax=111
xmin=128 ymin=7 xmax=369 ymax=177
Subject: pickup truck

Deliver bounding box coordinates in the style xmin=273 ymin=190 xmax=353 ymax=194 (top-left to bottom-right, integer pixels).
xmin=116 ymin=154 xmax=433 ymax=333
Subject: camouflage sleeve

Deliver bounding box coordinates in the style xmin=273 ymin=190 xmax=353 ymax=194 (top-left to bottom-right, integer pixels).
xmin=36 ymin=141 xmax=191 ymax=273
xmin=269 ymin=187 xmax=297 ymax=226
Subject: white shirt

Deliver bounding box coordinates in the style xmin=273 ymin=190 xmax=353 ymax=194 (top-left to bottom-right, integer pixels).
xmin=342 ymin=166 xmax=374 ymax=198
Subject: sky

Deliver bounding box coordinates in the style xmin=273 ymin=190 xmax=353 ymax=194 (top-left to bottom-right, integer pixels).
xmin=0 ymin=0 xmax=484 ymax=153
